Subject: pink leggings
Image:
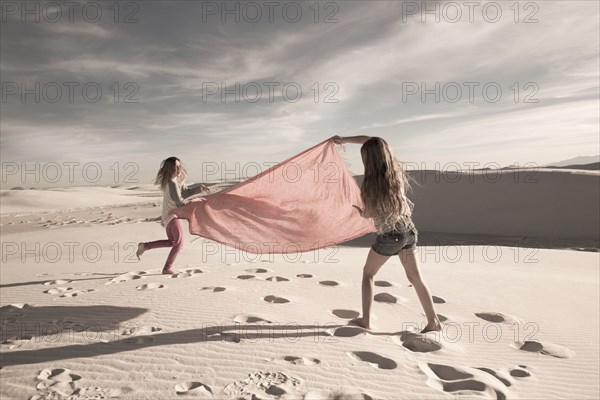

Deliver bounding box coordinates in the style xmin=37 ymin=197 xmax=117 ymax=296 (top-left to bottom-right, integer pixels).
xmin=143 ymin=218 xmax=184 ymax=270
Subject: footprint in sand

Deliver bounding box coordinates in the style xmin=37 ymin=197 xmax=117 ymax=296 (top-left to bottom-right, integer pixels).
xmin=296 ymin=274 xmax=313 ymax=278
xmin=0 ymin=303 xmax=31 ymax=322
xmin=394 ymin=331 xmax=442 ymax=353
xmin=34 ymin=368 xmax=81 ymax=398
xmin=136 ymin=283 xmax=165 ymax=290
xmin=106 ymin=271 xmax=146 ymax=285
xmin=304 ymin=390 xmax=373 ymax=400
xmin=60 ymin=289 xmax=96 ymax=298
xmin=172 ymin=269 xmax=203 ymax=278
xmin=2 ymin=335 xmax=33 ymax=349
xmin=237 ymin=275 xmax=256 ymax=280
xmin=511 ymin=340 xmax=575 ymax=358
xmin=422 ymin=313 xmax=449 ymax=323
xmin=224 ymin=371 xmax=303 ymax=399
xmin=374 ymin=293 xmax=397 ymax=304
xmin=175 ymin=382 xmax=213 ymax=397
xmin=234 ymin=315 xmax=272 ymax=324
xmin=34 ymin=369 xmax=129 ymax=399
xmin=333 ymin=327 xmax=367 ymax=338
xmin=121 ymin=326 xmax=162 ymax=336
xmin=432 ymin=295 xmax=446 ymax=304
xmin=477 ymin=368 xmax=513 ymax=387
xmin=348 ymin=351 xmax=397 ymax=370
xmin=475 ymin=312 xmax=520 ymax=324
xmin=204 ymin=331 xmax=241 ymax=343
xmin=201 ymin=286 xmax=226 ymax=292
xmin=44 ymin=287 xmax=74 ymax=295
xmin=37 ymin=368 xmax=81 ymax=382
xmin=319 ymin=280 xmax=339 ymax=287
xmin=420 ymin=362 xmax=531 ymax=400
xmin=122 ymin=335 xmax=155 ymax=344
xmin=283 ymin=356 xmax=321 ymax=366
xmin=509 ymin=367 xmax=531 ymax=378
xmin=264 ymin=295 xmax=290 ymax=304
xmin=266 ymin=276 xmax=290 ymax=282
xmin=374 ymin=280 xmax=393 ymax=287
xmin=43 ymin=279 xmax=71 ymax=286
xmin=245 ymin=268 xmax=268 ymax=274
xmin=332 ymin=309 xmax=360 ymax=319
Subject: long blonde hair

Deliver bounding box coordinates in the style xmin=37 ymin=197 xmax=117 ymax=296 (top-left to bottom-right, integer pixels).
xmin=154 ymin=156 xmax=186 ymax=190
xmin=360 ymin=137 xmax=414 ymax=231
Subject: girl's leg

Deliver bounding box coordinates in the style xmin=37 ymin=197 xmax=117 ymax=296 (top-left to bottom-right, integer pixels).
xmin=351 ymin=249 xmax=391 ymax=329
xmin=137 ymin=234 xmax=172 ymax=261
xmin=399 ymin=249 xmax=442 ymax=333
xmin=162 ymin=218 xmax=184 ymax=273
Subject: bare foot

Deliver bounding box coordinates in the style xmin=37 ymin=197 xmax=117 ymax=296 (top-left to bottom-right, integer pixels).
xmin=136 ymin=243 xmax=145 ymax=260
xmin=349 ymin=316 xmax=371 ymax=330
xmin=420 ymin=320 xmax=442 ymax=333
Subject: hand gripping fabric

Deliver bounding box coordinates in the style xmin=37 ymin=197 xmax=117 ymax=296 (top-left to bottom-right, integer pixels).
xmin=170 ymin=139 xmax=375 ymax=254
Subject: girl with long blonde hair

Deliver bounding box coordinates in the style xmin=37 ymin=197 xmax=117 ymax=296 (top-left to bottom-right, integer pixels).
xmin=332 ymin=135 xmax=442 ymax=333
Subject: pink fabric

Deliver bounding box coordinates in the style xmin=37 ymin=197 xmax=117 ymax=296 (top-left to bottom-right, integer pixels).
xmin=143 ymin=218 xmax=184 ymax=269
xmin=171 ymin=139 xmax=375 ymax=254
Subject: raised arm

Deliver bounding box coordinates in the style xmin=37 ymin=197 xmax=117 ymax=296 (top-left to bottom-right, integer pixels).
xmin=331 ymin=135 xmax=372 ymax=145
xmin=181 ymin=182 xmax=210 ymax=198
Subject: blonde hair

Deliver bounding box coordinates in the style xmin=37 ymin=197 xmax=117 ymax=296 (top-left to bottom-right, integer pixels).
xmin=154 ymin=157 xmax=187 ymax=190
xmin=360 ymin=137 xmax=414 ymax=232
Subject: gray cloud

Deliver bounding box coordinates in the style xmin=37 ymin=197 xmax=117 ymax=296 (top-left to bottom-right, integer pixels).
xmin=1 ymin=0 xmax=598 ymax=187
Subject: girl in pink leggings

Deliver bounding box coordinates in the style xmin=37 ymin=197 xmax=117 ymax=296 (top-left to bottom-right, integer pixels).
xmin=136 ymin=157 xmax=210 ymax=274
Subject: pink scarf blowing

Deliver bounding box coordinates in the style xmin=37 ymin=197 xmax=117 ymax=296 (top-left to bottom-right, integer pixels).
xmin=170 ymin=139 xmax=375 ymax=254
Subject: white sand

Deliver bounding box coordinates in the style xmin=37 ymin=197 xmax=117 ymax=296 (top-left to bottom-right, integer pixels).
xmin=1 ymin=174 xmax=598 ymax=399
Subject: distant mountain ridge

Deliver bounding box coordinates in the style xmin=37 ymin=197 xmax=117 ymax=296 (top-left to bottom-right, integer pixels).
xmin=544 ymin=162 xmax=599 ymax=171
xmin=544 ymin=155 xmax=600 ymax=167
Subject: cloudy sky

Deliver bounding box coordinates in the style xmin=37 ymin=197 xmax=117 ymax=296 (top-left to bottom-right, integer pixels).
xmin=1 ymin=0 xmax=598 ymax=187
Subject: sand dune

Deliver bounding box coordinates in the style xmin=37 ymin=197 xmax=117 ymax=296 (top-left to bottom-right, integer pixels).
xmin=1 ymin=174 xmax=598 ymax=399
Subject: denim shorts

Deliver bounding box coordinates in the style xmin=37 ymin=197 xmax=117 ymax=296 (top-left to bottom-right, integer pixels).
xmin=371 ymin=220 xmax=418 ymax=256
